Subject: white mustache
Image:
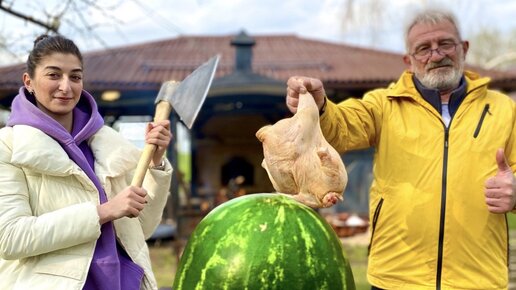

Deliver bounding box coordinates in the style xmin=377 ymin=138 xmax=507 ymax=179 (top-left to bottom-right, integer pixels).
xmin=426 ymin=58 xmax=454 ymax=70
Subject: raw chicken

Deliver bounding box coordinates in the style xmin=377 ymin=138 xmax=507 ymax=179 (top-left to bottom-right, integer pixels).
xmin=256 ymin=92 xmax=348 ymax=208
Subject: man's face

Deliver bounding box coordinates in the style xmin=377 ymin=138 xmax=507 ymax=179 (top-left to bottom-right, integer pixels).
xmin=403 ymin=20 xmax=469 ymax=91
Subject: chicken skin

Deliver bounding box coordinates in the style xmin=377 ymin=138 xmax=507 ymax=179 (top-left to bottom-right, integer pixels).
xmin=256 ymin=92 xmax=348 ymax=208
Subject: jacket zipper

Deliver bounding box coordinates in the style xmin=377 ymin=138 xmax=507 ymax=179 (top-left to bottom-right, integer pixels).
xmin=473 ymin=104 xmax=490 ymax=138
xmin=368 ymin=198 xmax=384 ymax=255
xmin=435 ymin=128 xmax=449 ymax=290
xmin=505 ymin=214 xmax=510 ymax=268
xmin=434 ymin=86 xmax=486 ymax=289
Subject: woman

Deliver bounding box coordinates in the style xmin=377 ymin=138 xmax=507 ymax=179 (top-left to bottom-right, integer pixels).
xmin=0 ymin=35 xmax=172 ymax=289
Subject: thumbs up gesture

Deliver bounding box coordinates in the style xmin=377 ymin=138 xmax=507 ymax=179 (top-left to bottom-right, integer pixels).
xmin=485 ymin=148 xmax=516 ymax=213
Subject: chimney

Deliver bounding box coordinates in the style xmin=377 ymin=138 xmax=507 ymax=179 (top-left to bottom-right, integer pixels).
xmin=231 ymin=30 xmax=256 ymax=73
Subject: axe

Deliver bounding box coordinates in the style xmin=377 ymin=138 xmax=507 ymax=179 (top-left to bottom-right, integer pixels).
xmin=131 ymin=55 xmax=220 ymax=187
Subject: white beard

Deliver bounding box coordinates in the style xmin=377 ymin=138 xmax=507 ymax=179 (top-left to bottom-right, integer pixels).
xmin=416 ymin=56 xmax=464 ymax=91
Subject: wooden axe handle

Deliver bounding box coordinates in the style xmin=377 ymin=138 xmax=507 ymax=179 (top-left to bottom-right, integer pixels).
xmin=131 ymin=101 xmax=172 ymax=187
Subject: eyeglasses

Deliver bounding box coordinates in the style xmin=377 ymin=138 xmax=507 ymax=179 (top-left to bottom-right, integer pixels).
xmin=411 ymin=42 xmax=461 ymax=61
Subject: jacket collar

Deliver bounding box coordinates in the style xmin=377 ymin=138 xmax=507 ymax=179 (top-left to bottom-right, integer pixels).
xmin=11 ymin=125 xmax=77 ymax=176
xmin=10 ymin=125 xmax=139 ymax=179
xmin=413 ymin=75 xmax=466 ymax=118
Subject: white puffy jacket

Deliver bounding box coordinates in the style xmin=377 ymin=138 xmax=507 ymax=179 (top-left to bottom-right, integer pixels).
xmin=0 ymin=125 xmax=172 ymax=290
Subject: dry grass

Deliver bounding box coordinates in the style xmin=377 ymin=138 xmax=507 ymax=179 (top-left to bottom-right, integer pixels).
xmin=148 ymin=241 xmax=178 ymax=289
xmin=147 ymin=210 xmax=516 ymax=289
xmin=148 ymin=240 xmax=370 ymax=289
xmin=342 ymin=244 xmax=370 ymax=290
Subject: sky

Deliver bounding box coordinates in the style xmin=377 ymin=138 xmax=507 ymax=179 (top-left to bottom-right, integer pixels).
xmin=0 ymin=0 xmax=515 ymax=66
xmin=0 ymin=0 xmax=515 ymax=140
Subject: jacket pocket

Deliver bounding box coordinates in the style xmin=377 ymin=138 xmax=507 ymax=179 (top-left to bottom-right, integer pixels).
xmin=33 ymin=253 xmax=88 ymax=280
xmin=368 ymin=198 xmax=384 ymax=255
xmin=473 ymin=104 xmax=490 ymax=138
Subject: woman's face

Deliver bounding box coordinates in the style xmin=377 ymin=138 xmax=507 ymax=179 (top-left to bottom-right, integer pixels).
xmin=23 ymin=53 xmax=83 ymax=123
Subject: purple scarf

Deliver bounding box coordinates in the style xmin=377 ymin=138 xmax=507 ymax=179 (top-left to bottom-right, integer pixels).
xmin=8 ymin=87 xmax=144 ymax=290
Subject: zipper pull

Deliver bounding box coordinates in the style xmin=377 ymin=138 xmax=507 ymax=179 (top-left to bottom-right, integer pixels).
xmin=473 ymin=104 xmax=490 ymax=138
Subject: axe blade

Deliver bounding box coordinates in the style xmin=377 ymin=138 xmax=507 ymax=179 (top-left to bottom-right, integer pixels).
xmin=157 ymin=55 xmax=220 ymax=129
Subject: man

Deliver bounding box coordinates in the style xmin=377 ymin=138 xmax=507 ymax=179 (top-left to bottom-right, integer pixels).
xmin=286 ymin=8 xmax=516 ymax=290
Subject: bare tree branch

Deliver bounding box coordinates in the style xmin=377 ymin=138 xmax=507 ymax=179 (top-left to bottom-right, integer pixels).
xmin=68 ymin=0 xmax=108 ymax=47
xmin=0 ymin=0 xmax=59 ymax=33
xmin=0 ymin=0 xmax=182 ymax=67
xmin=130 ymin=0 xmax=183 ymax=34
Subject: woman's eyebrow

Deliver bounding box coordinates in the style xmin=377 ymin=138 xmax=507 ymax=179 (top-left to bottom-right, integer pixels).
xmin=43 ymin=66 xmax=83 ymax=73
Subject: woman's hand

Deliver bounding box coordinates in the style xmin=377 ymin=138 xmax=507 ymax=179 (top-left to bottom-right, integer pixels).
xmin=97 ymin=186 xmax=148 ymax=224
xmin=145 ymin=120 xmax=172 ymax=167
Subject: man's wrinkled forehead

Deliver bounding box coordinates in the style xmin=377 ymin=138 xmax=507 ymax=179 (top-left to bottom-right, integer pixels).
xmin=404 ymin=9 xmax=462 ymax=50
xmin=407 ymin=20 xmax=460 ymax=47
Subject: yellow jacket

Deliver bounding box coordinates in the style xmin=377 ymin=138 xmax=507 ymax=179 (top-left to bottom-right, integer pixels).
xmin=321 ymin=70 xmax=516 ymax=290
xmin=0 ymin=125 xmax=172 ymax=290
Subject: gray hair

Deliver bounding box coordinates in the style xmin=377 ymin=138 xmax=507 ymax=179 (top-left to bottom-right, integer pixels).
xmin=404 ymin=8 xmax=462 ymax=51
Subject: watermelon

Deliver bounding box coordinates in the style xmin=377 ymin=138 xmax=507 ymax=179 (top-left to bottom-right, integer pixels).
xmin=173 ymin=193 xmax=356 ymax=290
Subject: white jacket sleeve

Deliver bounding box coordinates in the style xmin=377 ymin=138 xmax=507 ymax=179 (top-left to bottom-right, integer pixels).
xmin=138 ymin=159 xmax=173 ymax=239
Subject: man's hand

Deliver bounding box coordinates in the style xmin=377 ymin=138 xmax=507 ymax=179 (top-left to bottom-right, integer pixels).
xmin=286 ymin=76 xmax=326 ymax=114
xmin=485 ymin=148 xmax=516 ymax=213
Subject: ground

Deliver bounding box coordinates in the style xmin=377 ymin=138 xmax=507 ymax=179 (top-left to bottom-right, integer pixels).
xmin=148 ymin=232 xmax=371 ymax=289
xmin=149 ymin=215 xmax=516 ymax=289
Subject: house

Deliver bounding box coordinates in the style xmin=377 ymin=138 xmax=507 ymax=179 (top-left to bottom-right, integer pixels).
xmin=1 ymin=31 xmax=515 ymax=236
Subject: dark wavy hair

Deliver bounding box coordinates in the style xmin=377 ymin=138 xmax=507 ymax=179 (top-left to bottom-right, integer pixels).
xmin=26 ymin=35 xmax=83 ymax=78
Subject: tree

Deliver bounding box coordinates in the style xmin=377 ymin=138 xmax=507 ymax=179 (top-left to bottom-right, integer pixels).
xmin=0 ymin=0 xmax=115 ymax=64
xmin=0 ymin=0 xmax=61 ymax=32
xmin=468 ymin=28 xmax=516 ymax=69
xmin=0 ymin=0 xmax=182 ymax=66
xmin=338 ymin=0 xmax=515 ymax=70
xmin=340 ymin=0 xmax=386 ymax=47
xmin=467 ymin=27 xmax=502 ymax=68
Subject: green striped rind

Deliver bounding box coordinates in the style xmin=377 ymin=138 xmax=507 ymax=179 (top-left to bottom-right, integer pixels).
xmin=173 ymin=193 xmax=356 ymax=290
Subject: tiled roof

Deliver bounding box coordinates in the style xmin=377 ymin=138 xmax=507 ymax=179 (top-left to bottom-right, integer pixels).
xmin=0 ymin=33 xmax=515 ymax=92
